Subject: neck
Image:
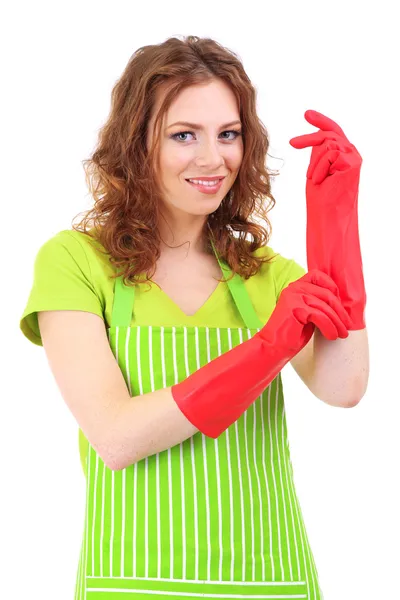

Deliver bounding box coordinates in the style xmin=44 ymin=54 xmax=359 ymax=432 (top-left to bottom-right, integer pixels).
xmin=158 ymin=212 xmax=210 ymax=256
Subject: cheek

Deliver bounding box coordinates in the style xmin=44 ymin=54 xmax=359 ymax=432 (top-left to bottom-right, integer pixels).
xmin=227 ymin=145 xmax=243 ymax=169
xmin=160 ymin=148 xmax=189 ymax=175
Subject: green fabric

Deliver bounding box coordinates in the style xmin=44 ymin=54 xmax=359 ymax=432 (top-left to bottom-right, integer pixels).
xmin=72 ymin=256 xmax=322 ymax=599
xmin=20 ymin=229 xmax=306 ymax=478
xmin=20 ymin=229 xmax=306 ymax=340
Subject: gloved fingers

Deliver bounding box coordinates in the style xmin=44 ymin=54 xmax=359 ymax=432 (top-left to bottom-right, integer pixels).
xmin=299 ymin=321 xmax=316 ymax=348
xmin=298 ymin=282 xmax=353 ymax=330
xmin=290 ymin=130 xmax=341 ymax=150
xmin=309 ymin=149 xmax=341 ymax=184
xmin=303 ymin=110 xmax=349 ymax=140
xmin=308 ymin=143 xmax=361 ymax=183
xmin=295 ymin=269 xmax=341 ymax=299
xmin=290 ymin=110 xmax=349 ymax=149
xmin=293 ymin=305 xmax=339 ymax=340
xmin=285 ymin=270 xmax=353 ymax=330
xmin=302 ymin=295 xmax=350 ymax=340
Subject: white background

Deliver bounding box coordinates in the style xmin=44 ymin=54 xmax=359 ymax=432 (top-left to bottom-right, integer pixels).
xmin=2 ymin=1 xmax=399 ymax=599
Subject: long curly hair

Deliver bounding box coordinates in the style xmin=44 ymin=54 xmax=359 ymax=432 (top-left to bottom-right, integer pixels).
xmin=72 ymin=35 xmax=281 ymax=287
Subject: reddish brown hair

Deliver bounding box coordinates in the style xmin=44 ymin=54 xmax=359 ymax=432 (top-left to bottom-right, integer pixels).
xmin=72 ymin=35 xmax=280 ymax=287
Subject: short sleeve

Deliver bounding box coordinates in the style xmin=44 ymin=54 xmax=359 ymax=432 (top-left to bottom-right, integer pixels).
xmin=274 ymin=257 xmax=306 ymax=302
xmin=20 ymin=231 xmax=104 ymax=346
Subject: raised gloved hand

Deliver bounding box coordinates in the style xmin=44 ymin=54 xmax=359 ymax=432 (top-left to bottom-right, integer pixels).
xmin=289 ymin=110 xmax=367 ymax=330
xmin=172 ymin=269 xmax=352 ymax=438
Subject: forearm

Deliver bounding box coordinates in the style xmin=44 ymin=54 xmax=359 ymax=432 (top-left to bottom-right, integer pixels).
xmin=105 ymin=387 xmax=198 ymax=471
xmin=290 ymin=111 xmax=367 ymax=331
xmin=104 ymin=311 xmax=305 ymax=469
xmin=311 ymin=327 xmax=369 ymax=407
xmin=106 ymin=334 xmax=289 ymax=468
xmin=307 ymin=207 xmax=367 ymax=330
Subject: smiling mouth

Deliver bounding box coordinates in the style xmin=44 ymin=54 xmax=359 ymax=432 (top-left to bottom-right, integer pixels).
xmin=185 ymin=179 xmax=224 ymax=186
xmin=185 ymin=177 xmax=226 ymax=183
xmin=184 ymin=178 xmax=226 ymax=195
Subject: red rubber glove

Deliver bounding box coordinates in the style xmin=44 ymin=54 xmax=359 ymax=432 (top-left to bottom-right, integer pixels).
xmin=289 ymin=110 xmax=367 ymax=330
xmin=172 ymin=270 xmax=352 ymax=438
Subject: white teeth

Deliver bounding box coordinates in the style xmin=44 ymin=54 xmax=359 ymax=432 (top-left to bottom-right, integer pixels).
xmin=188 ymin=179 xmax=220 ymax=186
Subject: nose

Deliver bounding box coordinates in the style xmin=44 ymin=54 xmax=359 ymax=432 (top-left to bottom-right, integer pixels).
xmin=195 ymin=138 xmax=225 ymax=169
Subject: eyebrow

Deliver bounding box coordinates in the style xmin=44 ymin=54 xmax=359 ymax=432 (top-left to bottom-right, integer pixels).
xmin=166 ymin=120 xmax=242 ymax=130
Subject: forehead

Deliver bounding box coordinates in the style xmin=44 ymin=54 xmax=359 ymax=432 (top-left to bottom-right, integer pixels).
xmin=153 ymin=79 xmax=240 ymax=127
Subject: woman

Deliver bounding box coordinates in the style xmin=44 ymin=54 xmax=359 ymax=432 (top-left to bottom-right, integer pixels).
xmin=20 ymin=35 xmax=368 ymax=600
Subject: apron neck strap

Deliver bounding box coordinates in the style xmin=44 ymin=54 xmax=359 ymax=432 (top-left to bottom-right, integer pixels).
xmin=112 ymin=229 xmax=264 ymax=330
xmin=208 ymin=230 xmax=263 ymax=330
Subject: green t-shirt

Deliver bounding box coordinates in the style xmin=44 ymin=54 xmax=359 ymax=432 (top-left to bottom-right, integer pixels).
xmin=20 ymin=229 xmax=306 ymax=475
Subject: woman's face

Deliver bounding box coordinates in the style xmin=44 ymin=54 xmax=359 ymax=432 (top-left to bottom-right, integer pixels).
xmin=146 ymin=79 xmax=244 ymax=218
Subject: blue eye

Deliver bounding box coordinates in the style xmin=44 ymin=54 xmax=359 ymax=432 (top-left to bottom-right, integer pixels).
xmin=170 ymin=130 xmax=242 ymax=142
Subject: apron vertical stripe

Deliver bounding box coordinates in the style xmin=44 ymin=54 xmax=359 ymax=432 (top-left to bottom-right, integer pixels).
xmin=252 ymin=399 xmax=265 ymax=581
xmin=235 ymin=329 xmax=247 ymax=581
xmin=193 ymin=327 xmax=201 ymax=581
xmin=204 ymin=328 xmax=212 ymax=580
xmin=83 ymin=436 xmax=91 ymax=600
xmin=215 ymin=329 xmax=223 ymax=581
xmin=226 ymin=329 xmax=235 ymax=582
xmin=260 ymin=383 xmax=273 ymax=579
xmin=100 ymin=465 xmax=105 ymax=576
xmin=281 ymin=405 xmax=301 ymax=581
xmin=246 ymin=329 xmax=256 ymax=581
xmin=275 ymin=378 xmax=293 ymax=580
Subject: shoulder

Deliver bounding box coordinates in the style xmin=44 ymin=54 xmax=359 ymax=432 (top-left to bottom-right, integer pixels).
xmin=248 ymin=243 xmax=306 ymax=300
xmin=21 ymin=229 xmax=109 ymax=347
xmin=38 ymin=228 xmax=103 ymax=257
xmin=251 ymin=244 xmax=304 ymax=274
xmin=34 ymin=228 xmax=89 ymax=263
xmin=35 ymin=228 xmax=113 ymax=277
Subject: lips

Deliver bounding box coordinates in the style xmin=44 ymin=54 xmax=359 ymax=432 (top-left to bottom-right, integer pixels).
xmin=185 ymin=178 xmax=225 ymax=195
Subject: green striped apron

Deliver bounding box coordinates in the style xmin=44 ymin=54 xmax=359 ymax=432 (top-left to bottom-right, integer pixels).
xmin=74 ymin=251 xmax=324 ymax=600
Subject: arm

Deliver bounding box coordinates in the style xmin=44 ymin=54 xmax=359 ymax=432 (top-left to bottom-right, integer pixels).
xmin=106 ymin=387 xmax=197 ymax=470
xmin=291 ymin=328 xmax=369 ymax=407
xmin=38 ymin=272 xmax=350 ymax=472
xmin=38 ymin=310 xmax=197 ymax=471
xmin=289 ymin=111 xmax=369 ymax=404
xmin=290 ymin=110 xmax=367 ymax=331
xmin=117 ymin=278 xmax=357 ymax=468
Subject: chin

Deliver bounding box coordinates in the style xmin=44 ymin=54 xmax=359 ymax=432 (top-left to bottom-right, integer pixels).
xmin=192 ymin=201 xmax=223 ymax=215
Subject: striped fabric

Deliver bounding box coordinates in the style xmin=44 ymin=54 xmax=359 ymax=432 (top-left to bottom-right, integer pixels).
xmin=74 ymin=324 xmax=323 ymax=599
